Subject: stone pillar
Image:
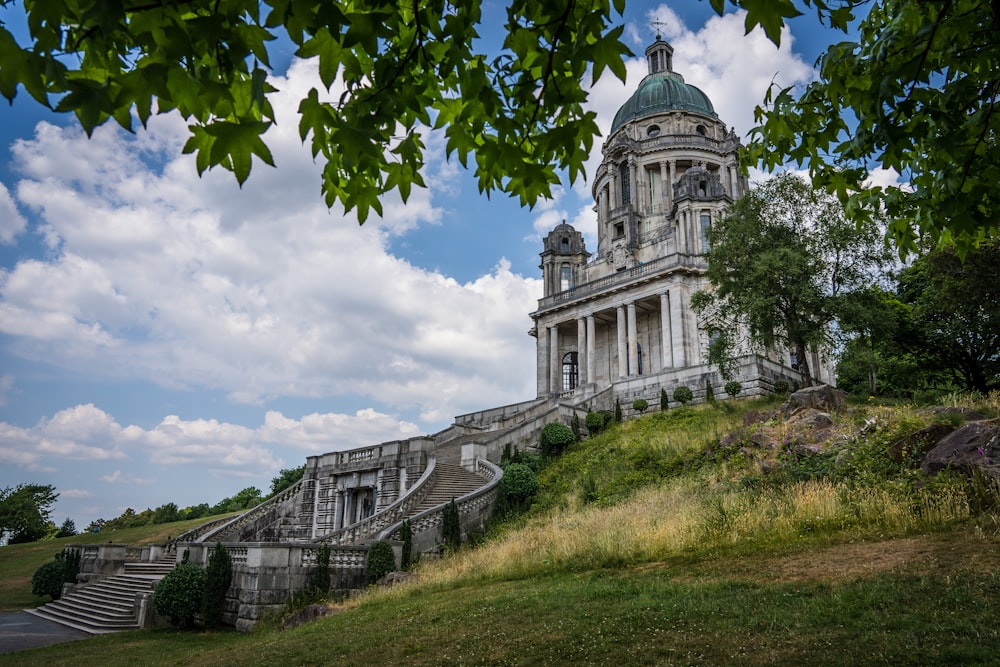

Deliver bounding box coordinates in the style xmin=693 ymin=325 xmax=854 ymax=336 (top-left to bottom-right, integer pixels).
xmin=629 ymin=159 xmax=638 ymax=209
xmin=627 ymin=302 xmax=639 ymax=376
xmin=670 ymin=287 xmax=686 ymax=368
xmin=729 ymin=163 xmax=739 ymax=198
xmin=586 ymin=314 xmax=597 ymax=385
xmin=609 ymin=172 xmax=617 ymax=209
xmin=660 ymin=161 xmax=669 ymax=212
xmin=616 ymin=306 xmax=627 ymax=378
xmin=549 ymin=325 xmax=561 ymax=393
xmin=660 ymin=292 xmax=672 ymax=369
xmin=577 ymin=317 xmax=587 ymax=385
xmin=668 ymin=160 xmax=677 ymax=207
xmin=536 ymin=325 xmax=549 ymax=396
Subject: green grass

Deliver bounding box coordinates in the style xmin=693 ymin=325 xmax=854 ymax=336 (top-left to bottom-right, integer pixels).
xmin=3 ymin=395 xmax=1000 ymax=665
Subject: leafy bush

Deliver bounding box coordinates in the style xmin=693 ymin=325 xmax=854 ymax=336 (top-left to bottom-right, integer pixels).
xmin=442 ymin=498 xmax=461 ymax=551
xmin=571 ymin=413 xmax=582 ymax=442
xmin=598 ymin=409 xmax=615 ymax=426
xmin=31 ymin=559 xmax=67 ymax=600
xmin=660 ymin=388 xmax=669 ymax=411
xmin=705 ymin=381 xmax=716 ymax=404
xmin=615 ymin=398 xmax=623 ymax=423
xmin=202 ymin=543 xmax=233 ymax=627
xmin=399 ymin=520 xmax=413 ymax=571
xmin=154 ymin=563 xmax=206 ymax=629
xmin=366 ymin=540 xmax=396 ymax=583
xmin=540 ymin=422 xmax=575 ymax=457
xmin=725 ymin=381 xmax=743 ymax=398
xmin=585 ymin=411 xmax=604 ymax=436
xmin=307 ymin=543 xmax=332 ymax=596
xmin=773 ymin=379 xmax=790 ymax=394
xmin=500 ymin=463 xmax=540 ymax=505
xmin=62 ymin=548 xmax=81 ymax=584
xmin=508 ymin=450 xmax=543 ymax=472
xmin=632 ymin=399 xmax=649 ymax=414
xmin=673 ymin=386 xmax=694 ymax=405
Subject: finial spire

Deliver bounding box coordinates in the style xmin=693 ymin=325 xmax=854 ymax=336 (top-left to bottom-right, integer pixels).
xmin=650 ymin=18 xmax=668 ymax=40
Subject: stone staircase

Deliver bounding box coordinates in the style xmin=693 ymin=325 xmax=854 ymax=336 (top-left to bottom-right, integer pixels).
xmin=403 ymin=462 xmax=487 ymax=517
xmin=25 ymin=558 xmax=176 ymax=634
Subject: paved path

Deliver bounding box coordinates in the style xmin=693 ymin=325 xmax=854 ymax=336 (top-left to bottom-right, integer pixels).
xmin=0 ymin=610 xmax=89 ymax=654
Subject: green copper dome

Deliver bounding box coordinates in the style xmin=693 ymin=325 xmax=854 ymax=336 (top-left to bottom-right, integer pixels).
xmin=610 ymin=71 xmax=717 ymax=133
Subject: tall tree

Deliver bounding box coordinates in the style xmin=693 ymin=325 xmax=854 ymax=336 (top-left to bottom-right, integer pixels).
xmin=896 ymin=241 xmax=1000 ymax=393
xmin=0 ymin=0 xmax=630 ymax=221
xmin=692 ymin=173 xmax=889 ymax=385
xmin=0 ymin=483 xmax=59 ymax=544
xmin=716 ymin=0 xmax=1000 ymax=255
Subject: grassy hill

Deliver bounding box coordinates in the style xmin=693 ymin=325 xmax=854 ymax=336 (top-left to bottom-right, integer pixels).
xmin=2 ymin=394 xmax=999 ymax=666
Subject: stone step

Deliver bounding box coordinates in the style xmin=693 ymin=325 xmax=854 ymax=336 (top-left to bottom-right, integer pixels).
xmin=26 ymin=569 xmax=165 ymax=635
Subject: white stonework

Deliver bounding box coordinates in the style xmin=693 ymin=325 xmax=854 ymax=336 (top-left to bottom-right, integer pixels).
xmin=530 ymin=37 xmax=833 ymax=404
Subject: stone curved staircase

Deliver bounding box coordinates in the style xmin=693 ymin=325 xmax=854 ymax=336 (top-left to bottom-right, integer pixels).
xmin=25 ymin=559 xmax=176 ymax=634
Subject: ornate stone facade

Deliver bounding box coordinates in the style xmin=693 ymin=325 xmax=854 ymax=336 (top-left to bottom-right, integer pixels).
xmin=530 ymin=37 xmax=833 ymax=404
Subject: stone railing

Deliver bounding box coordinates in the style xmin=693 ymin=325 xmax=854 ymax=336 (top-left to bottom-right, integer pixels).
xmin=166 ymin=515 xmax=237 ymax=551
xmin=377 ymin=458 xmax=503 ymax=544
xmin=197 ymin=478 xmax=305 ymax=543
xmin=537 ymin=254 xmax=701 ymax=309
xmin=316 ymin=457 xmax=438 ymax=546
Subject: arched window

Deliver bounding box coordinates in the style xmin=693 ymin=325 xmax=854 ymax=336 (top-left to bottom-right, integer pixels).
xmin=560 ymin=264 xmax=571 ymax=291
xmin=560 ymin=236 xmax=570 ymax=252
xmin=562 ymin=352 xmax=579 ymax=391
xmin=700 ymin=213 xmax=712 ymax=250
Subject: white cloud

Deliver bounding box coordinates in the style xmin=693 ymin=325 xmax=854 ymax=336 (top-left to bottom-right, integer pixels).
xmin=0 ymin=183 xmax=26 ymax=244
xmin=1 ymin=57 xmax=540 ymax=425
xmin=100 ymin=470 xmax=156 ymax=485
xmin=61 ymin=488 xmax=95 ymax=498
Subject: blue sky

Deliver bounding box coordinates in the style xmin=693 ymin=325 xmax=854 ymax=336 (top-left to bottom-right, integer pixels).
xmin=0 ymin=3 xmax=848 ymax=528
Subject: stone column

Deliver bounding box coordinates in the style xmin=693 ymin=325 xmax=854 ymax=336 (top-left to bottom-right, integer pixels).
xmin=609 ymin=172 xmax=617 ymax=209
xmin=629 ymin=158 xmax=638 ymax=209
xmin=627 ymin=302 xmax=639 ymax=376
xmin=586 ymin=314 xmax=597 ymax=385
xmin=536 ymin=325 xmax=549 ymax=396
xmin=577 ymin=317 xmax=587 ymax=385
xmin=729 ymin=163 xmax=739 ymax=198
xmin=668 ymin=160 xmax=677 ymax=207
xmin=549 ymin=325 xmax=561 ymax=393
xmin=660 ymin=161 xmax=669 ymax=212
xmin=670 ymin=287 xmax=686 ymax=368
xmin=616 ymin=306 xmax=627 ymax=378
xmin=660 ymin=293 xmax=672 ymax=369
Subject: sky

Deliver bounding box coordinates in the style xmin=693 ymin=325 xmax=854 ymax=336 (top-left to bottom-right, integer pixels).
xmin=0 ymin=2 xmax=852 ymax=529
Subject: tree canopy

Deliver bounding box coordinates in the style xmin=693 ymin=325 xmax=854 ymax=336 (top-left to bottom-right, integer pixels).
xmin=730 ymin=0 xmax=1000 ymax=255
xmin=0 ymin=483 xmax=58 ymax=544
xmin=2 ymin=1 xmax=995 ymax=252
xmin=692 ymin=173 xmax=889 ymax=386
xmin=0 ymin=0 xmax=630 ymax=222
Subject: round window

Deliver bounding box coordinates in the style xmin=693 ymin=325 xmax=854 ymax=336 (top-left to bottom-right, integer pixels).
xmin=647 ymin=125 xmax=661 ymax=138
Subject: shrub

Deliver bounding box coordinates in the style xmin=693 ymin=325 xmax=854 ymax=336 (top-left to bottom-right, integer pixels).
xmin=154 ymin=563 xmax=206 ymax=629
xmin=442 ymin=498 xmax=461 ymax=551
xmin=400 ymin=520 xmax=413 ymax=571
xmin=598 ymin=409 xmax=615 ymax=426
xmin=540 ymin=422 xmax=575 ymax=457
xmin=31 ymin=559 xmax=67 ymax=600
xmin=62 ymin=548 xmax=81 ymax=585
xmin=307 ymin=543 xmax=332 ymax=596
xmin=585 ymin=411 xmax=604 ymax=436
xmin=571 ymin=413 xmax=582 ymax=442
xmin=633 ymin=398 xmax=649 ymax=414
xmin=509 ymin=450 xmax=543 ymax=472
xmin=773 ymin=379 xmax=790 ymax=395
xmin=615 ymin=398 xmax=623 ymax=423
xmin=705 ymin=381 xmax=716 ymax=404
xmin=660 ymin=388 xmax=669 ymax=411
xmin=673 ymin=386 xmax=694 ymax=405
xmin=202 ymin=543 xmax=233 ymax=627
xmin=725 ymin=380 xmax=743 ymax=398
xmin=500 ymin=463 xmax=540 ymax=505
xmin=366 ymin=540 xmax=396 ymax=583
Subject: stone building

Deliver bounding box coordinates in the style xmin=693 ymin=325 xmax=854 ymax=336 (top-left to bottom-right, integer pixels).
xmin=530 ymin=37 xmax=833 ymax=405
